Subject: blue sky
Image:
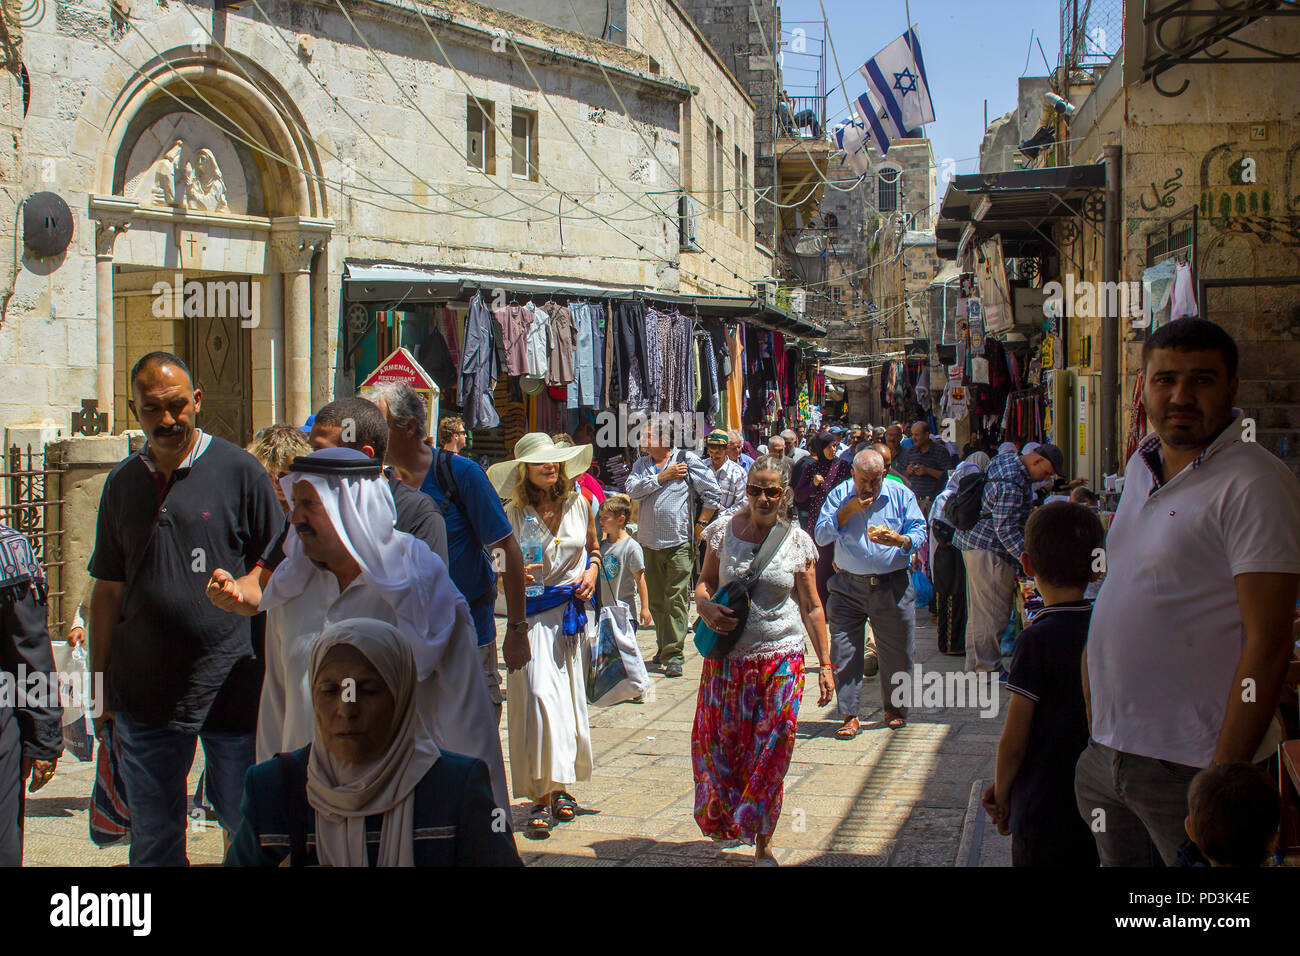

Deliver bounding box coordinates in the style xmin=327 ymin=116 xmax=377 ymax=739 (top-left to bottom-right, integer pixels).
xmin=781 ymin=0 xmax=1065 ymax=183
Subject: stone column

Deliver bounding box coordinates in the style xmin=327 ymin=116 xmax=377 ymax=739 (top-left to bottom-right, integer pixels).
xmin=90 ymin=200 xmax=135 ymax=430
xmin=271 ymin=235 xmax=321 ymax=427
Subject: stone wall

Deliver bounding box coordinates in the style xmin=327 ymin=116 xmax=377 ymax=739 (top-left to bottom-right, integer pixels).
xmin=3 ymin=0 xmax=718 ymax=443
xmin=1071 ymin=17 xmax=1300 ymax=476
xmin=625 ymin=0 xmax=770 ymax=294
xmin=673 ymin=0 xmax=781 ymax=251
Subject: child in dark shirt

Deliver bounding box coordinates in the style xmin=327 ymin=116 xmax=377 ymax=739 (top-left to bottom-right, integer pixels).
xmin=1180 ymin=763 xmax=1280 ymax=867
xmin=982 ymin=502 xmax=1103 ymax=867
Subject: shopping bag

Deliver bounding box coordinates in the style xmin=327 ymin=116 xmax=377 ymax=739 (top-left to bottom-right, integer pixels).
xmin=50 ymin=640 xmax=94 ymax=762
xmin=89 ymin=721 xmax=130 ymax=847
xmin=586 ymin=601 xmax=650 ymax=706
xmin=911 ymin=569 xmax=934 ymax=607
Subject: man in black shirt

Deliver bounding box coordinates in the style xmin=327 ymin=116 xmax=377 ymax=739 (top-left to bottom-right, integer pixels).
xmin=89 ymin=352 xmax=281 ymax=866
xmin=896 ymin=421 xmax=953 ymax=514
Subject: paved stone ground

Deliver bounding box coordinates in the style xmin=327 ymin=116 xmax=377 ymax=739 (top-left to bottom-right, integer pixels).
xmin=23 ymin=615 xmax=1012 ymax=867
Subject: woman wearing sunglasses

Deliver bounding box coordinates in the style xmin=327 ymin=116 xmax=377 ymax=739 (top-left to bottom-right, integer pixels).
xmin=691 ymin=455 xmax=834 ymax=866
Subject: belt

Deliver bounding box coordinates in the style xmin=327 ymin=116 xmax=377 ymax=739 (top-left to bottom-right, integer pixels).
xmin=837 ymin=567 xmax=908 ymax=587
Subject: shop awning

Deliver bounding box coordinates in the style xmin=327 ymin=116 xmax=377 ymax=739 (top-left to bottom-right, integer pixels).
xmin=822 ymin=365 xmax=871 ymax=382
xmin=934 ymin=163 xmax=1107 ymax=261
xmin=342 ymin=261 xmax=826 ymax=338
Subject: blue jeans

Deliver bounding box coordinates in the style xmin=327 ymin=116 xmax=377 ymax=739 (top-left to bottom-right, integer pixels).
xmin=115 ymin=712 xmax=255 ymax=867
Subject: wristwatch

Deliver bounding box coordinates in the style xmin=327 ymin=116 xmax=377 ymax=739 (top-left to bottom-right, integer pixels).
xmin=506 ymin=620 xmax=528 ymax=634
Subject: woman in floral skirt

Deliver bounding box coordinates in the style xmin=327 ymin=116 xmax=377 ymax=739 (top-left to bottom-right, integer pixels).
xmin=692 ymin=455 xmax=834 ymax=865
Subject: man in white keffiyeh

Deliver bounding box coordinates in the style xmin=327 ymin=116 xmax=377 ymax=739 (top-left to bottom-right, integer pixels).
xmin=249 ymin=447 xmax=508 ymax=814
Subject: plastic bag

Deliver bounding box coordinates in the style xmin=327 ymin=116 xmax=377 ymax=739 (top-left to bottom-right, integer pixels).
xmin=911 ymin=569 xmax=934 ymax=608
xmin=586 ymin=601 xmax=650 ymax=706
xmin=50 ymin=640 xmax=94 ymax=762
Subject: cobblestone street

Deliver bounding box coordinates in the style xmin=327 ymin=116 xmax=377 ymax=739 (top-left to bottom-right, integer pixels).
xmin=24 ymin=615 xmax=1011 ymax=867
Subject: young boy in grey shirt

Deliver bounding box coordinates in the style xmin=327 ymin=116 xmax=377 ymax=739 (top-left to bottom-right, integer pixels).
xmin=598 ymin=494 xmax=651 ymax=627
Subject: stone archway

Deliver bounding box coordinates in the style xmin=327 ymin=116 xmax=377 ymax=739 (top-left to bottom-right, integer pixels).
xmin=87 ymin=45 xmax=332 ymax=437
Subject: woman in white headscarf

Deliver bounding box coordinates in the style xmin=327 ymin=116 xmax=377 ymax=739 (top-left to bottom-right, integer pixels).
xmin=487 ymin=434 xmax=598 ymax=838
xmin=225 ymin=618 xmax=521 ymax=867
xmin=927 ymin=453 xmax=989 ymax=656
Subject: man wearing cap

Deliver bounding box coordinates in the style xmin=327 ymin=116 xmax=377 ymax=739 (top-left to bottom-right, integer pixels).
xmin=209 ymin=447 xmax=510 ymax=815
xmin=953 ymin=443 xmax=1066 ymax=675
xmin=704 ymin=430 xmax=747 ymax=519
xmin=627 ymin=420 xmax=722 ymax=678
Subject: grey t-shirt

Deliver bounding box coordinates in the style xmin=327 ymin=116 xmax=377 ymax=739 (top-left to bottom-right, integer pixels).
xmin=599 ymin=535 xmax=645 ymax=611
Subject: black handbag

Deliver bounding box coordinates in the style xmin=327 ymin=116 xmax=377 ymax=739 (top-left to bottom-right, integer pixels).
xmin=692 ymin=519 xmax=792 ymax=661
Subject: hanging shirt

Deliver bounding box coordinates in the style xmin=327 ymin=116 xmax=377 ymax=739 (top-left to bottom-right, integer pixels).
xmin=494 ymin=304 xmax=531 ymax=376
xmin=524 ymin=304 xmax=549 ymax=378
xmin=544 ymin=301 xmax=576 ymax=387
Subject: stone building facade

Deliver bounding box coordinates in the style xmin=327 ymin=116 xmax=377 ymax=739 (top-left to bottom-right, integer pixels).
xmin=1068 ymin=15 xmax=1300 ymax=477
xmin=1 ymin=0 xmax=770 ymax=449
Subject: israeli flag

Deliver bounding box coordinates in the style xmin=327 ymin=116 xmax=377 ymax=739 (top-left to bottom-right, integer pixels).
xmin=832 ymin=119 xmax=872 ymax=177
xmin=852 ymin=27 xmax=935 ymax=156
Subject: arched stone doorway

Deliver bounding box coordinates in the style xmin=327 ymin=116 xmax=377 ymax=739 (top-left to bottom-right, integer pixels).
xmin=88 ymin=46 xmax=332 ymax=443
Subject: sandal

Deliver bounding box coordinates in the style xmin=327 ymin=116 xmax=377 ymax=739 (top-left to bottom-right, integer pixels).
xmin=525 ymin=804 xmax=552 ymax=837
xmin=885 ymin=712 xmax=906 ymax=730
xmin=550 ymin=791 xmax=578 ymax=822
xmin=835 ymin=719 xmax=860 ymax=740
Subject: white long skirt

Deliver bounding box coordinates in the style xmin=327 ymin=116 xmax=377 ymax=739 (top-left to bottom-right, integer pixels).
xmin=507 ymin=604 xmax=594 ymax=803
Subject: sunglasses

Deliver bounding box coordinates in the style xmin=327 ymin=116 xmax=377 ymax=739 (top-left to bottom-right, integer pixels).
xmin=746 ymin=484 xmax=783 ymax=499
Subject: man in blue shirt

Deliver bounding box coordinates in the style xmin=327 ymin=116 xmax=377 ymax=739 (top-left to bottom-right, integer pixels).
xmin=365 ymin=383 xmax=529 ymax=721
xmin=815 ymin=449 xmax=927 ymax=737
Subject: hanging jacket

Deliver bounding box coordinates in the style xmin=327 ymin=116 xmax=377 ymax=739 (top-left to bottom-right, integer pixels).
xmin=458 ymin=292 xmax=501 ymax=430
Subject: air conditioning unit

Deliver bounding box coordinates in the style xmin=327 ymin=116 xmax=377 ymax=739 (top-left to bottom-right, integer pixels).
xmin=678 ymin=194 xmax=701 ymax=252
xmin=754 ymin=279 xmax=776 ymax=302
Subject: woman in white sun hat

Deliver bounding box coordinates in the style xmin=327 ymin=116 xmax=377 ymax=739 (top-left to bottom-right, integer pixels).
xmin=487 ymin=433 xmax=598 ymax=838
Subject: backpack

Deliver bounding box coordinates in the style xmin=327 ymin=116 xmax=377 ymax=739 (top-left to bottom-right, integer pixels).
xmin=428 ymin=449 xmax=494 ymax=610
xmin=943 ymin=472 xmax=989 ymax=532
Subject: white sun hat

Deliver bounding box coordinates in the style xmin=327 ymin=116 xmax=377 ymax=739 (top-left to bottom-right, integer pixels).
xmin=486 ymin=431 xmax=593 ymax=498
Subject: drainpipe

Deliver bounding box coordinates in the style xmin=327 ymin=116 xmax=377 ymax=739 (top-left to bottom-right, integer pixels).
xmin=1100 ymin=143 xmax=1122 ymax=476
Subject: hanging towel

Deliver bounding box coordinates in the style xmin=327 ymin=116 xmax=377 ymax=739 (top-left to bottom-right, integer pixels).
xmin=1171 ymin=261 xmax=1198 ymax=319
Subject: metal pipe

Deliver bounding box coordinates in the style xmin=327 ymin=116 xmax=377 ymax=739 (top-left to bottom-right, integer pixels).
xmin=1101 ymin=142 xmax=1121 ymax=475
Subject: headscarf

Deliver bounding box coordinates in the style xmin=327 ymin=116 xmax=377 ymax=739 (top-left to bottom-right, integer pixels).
xmin=997 ymin=441 xmax=1019 ymax=456
xmin=306 ymin=618 xmax=441 ymax=868
xmin=260 ymin=448 xmax=510 ymax=815
xmin=964 ymin=451 xmax=991 ymax=471
xmin=260 ymin=448 xmax=456 ymax=682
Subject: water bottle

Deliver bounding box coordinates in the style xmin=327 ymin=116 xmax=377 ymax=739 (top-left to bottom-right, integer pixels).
xmin=521 ymin=514 xmax=546 ymax=598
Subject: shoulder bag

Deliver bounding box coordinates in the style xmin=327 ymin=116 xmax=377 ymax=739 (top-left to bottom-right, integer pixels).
xmin=693 ymin=517 xmax=792 ymax=661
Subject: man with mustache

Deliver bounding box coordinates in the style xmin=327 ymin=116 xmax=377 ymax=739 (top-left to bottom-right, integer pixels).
xmin=1076 ymin=318 xmax=1300 ymax=866
xmin=87 ymin=352 xmax=281 ymax=865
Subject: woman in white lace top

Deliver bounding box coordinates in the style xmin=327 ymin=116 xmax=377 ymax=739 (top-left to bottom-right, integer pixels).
xmin=692 ymin=455 xmax=833 ymax=865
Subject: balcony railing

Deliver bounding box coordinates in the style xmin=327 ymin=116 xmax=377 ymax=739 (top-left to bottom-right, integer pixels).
xmin=777 ymin=95 xmax=826 ymax=140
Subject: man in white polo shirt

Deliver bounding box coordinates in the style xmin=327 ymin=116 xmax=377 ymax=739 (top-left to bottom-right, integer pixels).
xmin=1076 ymin=317 xmax=1300 ymax=866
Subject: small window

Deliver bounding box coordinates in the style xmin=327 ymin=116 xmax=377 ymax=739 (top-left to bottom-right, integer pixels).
xmin=512 ymin=108 xmax=538 ymax=181
xmin=467 ymin=97 xmax=495 ymax=174
xmin=877 ymin=167 xmax=899 ymax=212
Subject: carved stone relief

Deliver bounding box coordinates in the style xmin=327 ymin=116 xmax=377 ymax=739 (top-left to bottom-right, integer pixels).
xmin=121 ymin=113 xmax=248 ymax=215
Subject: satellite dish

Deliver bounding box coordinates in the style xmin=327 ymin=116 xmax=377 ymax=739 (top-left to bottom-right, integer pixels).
xmin=24 ymin=192 xmax=74 ymax=258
